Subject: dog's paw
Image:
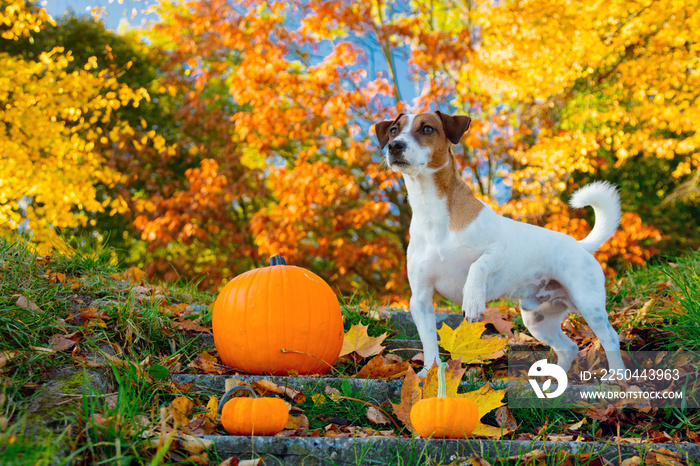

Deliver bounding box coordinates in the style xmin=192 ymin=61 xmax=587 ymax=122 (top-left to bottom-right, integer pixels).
xmin=462 ymin=299 xmax=485 ymax=322
xmin=416 ymin=368 xmax=429 ymax=379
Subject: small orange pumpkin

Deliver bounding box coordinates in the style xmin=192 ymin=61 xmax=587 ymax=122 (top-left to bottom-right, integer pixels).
xmin=410 ymin=362 xmax=479 ymax=438
xmin=213 ymin=255 xmax=343 ymax=375
xmin=218 ymin=386 xmax=289 ymax=436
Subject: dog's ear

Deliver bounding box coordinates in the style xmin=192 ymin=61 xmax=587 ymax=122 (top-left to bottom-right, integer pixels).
xmin=374 ymin=113 xmax=404 ymax=150
xmin=436 ymin=110 xmax=472 ymax=145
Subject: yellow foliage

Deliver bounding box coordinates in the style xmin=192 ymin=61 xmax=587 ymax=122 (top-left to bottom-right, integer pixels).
xmin=0 ymin=2 xmax=149 ymax=252
xmin=437 ymin=320 xmax=507 ymax=363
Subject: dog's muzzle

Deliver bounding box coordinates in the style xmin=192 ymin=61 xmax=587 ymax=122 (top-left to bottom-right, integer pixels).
xmin=388 ymin=140 xmax=408 ymax=166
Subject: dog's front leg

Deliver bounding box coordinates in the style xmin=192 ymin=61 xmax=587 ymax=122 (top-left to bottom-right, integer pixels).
xmin=410 ymin=288 xmax=439 ymax=378
xmin=462 ymin=249 xmax=503 ymax=322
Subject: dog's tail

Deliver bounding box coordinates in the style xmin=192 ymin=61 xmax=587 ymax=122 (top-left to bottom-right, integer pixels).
xmin=569 ymin=181 xmax=621 ymax=254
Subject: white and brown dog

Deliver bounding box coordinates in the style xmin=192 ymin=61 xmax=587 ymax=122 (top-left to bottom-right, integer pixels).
xmin=375 ymin=111 xmax=625 ymax=377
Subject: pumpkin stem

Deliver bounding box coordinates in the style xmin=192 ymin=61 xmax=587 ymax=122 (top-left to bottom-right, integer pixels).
xmin=270 ymin=255 xmax=287 ymax=266
xmin=217 ymin=385 xmax=257 ymax=417
xmin=437 ymin=361 xmax=447 ymax=398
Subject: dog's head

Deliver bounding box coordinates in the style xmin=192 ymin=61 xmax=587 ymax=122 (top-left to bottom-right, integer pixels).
xmin=374 ymin=111 xmax=471 ymax=175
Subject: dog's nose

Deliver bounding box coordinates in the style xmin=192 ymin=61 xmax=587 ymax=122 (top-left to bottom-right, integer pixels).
xmin=388 ymin=140 xmax=406 ymax=156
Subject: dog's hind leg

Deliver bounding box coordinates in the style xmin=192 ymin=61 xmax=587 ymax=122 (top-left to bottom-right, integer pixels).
xmin=572 ymin=295 xmax=626 ymax=374
xmin=564 ymin=260 xmax=626 ymax=375
xmin=521 ymin=301 xmax=579 ymax=371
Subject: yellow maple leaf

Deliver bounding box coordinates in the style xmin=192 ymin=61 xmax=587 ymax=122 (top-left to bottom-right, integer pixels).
xmin=339 ymin=323 xmax=387 ymax=358
xmin=458 ymin=384 xmax=510 ymax=438
xmin=422 ymin=358 xmax=465 ymax=398
xmin=437 ymin=320 xmax=506 ymax=363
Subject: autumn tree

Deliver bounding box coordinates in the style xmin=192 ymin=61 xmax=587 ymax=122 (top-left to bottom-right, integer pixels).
xmin=0 ymin=1 xmax=150 ymax=252
xmin=132 ymin=0 xmax=408 ymax=297
xmin=478 ymin=0 xmax=698 ymax=255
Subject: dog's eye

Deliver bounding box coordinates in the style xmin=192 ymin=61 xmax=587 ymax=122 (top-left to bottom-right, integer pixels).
xmin=421 ymin=125 xmax=434 ymax=134
xmin=389 ymin=126 xmax=399 ymax=136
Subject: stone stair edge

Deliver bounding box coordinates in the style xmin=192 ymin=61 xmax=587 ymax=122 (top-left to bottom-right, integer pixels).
xmin=201 ymin=435 xmax=700 ymax=465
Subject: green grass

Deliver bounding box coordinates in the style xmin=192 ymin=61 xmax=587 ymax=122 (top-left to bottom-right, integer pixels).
xmin=0 ymin=236 xmax=215 ymax=464
xmin=339 ymin=292 xmax=399 ymax=338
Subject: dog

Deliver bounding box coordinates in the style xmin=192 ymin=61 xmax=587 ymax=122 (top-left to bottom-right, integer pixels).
xmin=375 ymin=111 xmax=626 ymax=378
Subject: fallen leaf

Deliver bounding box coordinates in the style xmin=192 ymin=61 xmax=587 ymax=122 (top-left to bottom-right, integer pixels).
xmin=390 ymin=366 xmax=422 ymax=433
xmin=284 ymin=414 xmax=309 ymax=431
xmin=366 ymin=406 xmax=391 ymax=425
xmin=252 ymin=379 xmax=306 ymax=404
xmin=483 ymin=307 xmax=515 ymax=339
xmin=218 ymin=457 xmax=240 ymax=466
xmin=325 ymin=386 xmax=341 ymax=400
xmin=16 ymin=296 xmax=39 ymax=312
xmin=494 ymin=406 xmax=518 ymax=431
xmin=170 ymin=397 xmax=194 ymax=427
xmin=49 ymin=334 xmax=78 ymax=352
xmin=422 ymin=358 xmax=466 ymax=398
xmin=355 ymin=354 xmax=409 ymax=379
xmin=0 ymin=351 xmax=21 ymax=369
xmin=187 ymin=351 xmax=221 ymax=374
xmin=122 ymin=266 xmax=146 ymax=283
xmin=339 ymin=323 xmax=387 ymax=359
xmin=176 ymin=319 xmax=212 ymax=334
xmin=187 ymin=414 xmax=216 ymax=435
xmin=48 ymin=272 xmax=66 ymax=284
xmin=621 ymin=457 xmax=641 ymax=466
xmin=460 ymin=384 xmax=509 ymax=438
xmin=466 ymin=457 xmax=493 ymax=466
xmin=437 ymin=320 xmax=506 ymax=363
xmin=311 ymin=394 xmax=326 ymax=406
xmin=645 ymin=447 xmax=686 ymax=466
xmin=205 ymin=396 xmax=218 ymax=424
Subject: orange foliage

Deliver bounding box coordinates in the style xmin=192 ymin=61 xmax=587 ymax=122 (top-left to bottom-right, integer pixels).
xmin=10 ymin=0 xmax=680 ymax=298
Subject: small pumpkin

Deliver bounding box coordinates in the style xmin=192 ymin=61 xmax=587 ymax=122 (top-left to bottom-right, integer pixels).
xmin=410 ymin=362 xmax=479 ymax=439
xmin=218 ymin=386 xmax=289 ymax=436
xmin=212 ymin=255 xmax=343 ymax=375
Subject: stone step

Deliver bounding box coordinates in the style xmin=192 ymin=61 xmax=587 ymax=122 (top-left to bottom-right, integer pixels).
xmin=172 ymin=374 xmax=403 ymax=405
xmin=387 ymin=309 xmax=465 ymax=339
xmin=202 ymin=435 xmax=700 ymax=465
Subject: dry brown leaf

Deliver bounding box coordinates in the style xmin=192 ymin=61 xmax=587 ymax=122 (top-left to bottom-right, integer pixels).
xmin=324 ymin=385 xmax=341 ymax=400
xmin=121 ymin=266 xmax=146 ymax=284
xmin=284 ymin=414 xmax=309 ymax=431
xmin=0 ymin=351 xmax=21 ymax=369
xmin=187 ymin=351 xmax=221 ymax=374
xmin=645 ymin=448 xmax=686 ymax=466
xmin=339 ymin=323 xmax=387 ymax=359
xmin=48 ymin=272 xmax=66 ymax=284
xmin=366 ymin=406 xmax=391 ymax=425
xmin=390 ymin=366 xmax=421 ymax=433
xmin=621 ymin=457 xmax=641 ymax=466
xmin=188 ymin=414 xmax=217 ymax=435
xmin=494 ymin=406 xmax=518 ymax=431
xmin=355 ymin=354 xmax=409 ymax=379
xmin=176 ymin=319 xmax=212 ymax=334
xmin=483 ymin=307 xmax=515 ymax=339
xmin=466 ymin=457 xmax=493 ymax=466
xmin=49 ymin=334 xmax=78 ymax=352
xmin=16 ymin=296 xmax=39 ymax=312
xmin=170 ymin=397 xmax=194 ymax=427
xmin=253 ymin=379 xmax=306 ymax=404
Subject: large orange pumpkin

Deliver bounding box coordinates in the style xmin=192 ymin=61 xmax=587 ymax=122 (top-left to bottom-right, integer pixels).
xmin=213 ymin=255 xmax=344 ymax=375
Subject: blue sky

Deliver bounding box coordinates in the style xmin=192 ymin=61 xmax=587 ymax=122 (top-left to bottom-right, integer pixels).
xmin=45 ymin=0 xmax=156 ymax=31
